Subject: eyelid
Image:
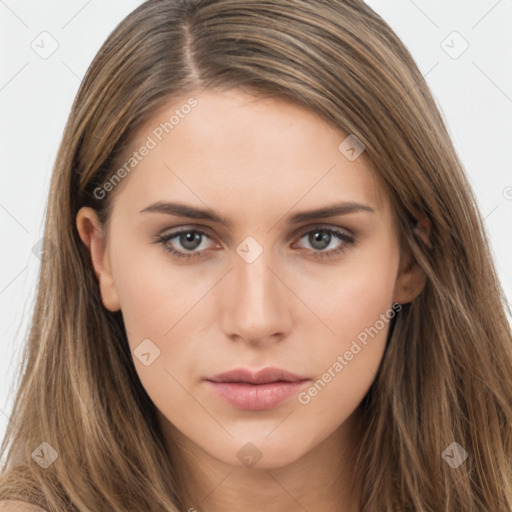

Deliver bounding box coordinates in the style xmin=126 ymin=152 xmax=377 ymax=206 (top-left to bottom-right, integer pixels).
xmin=158 ymin=225 xmax=223 ymax=248
xmin=163 ymin=223 xmax=225 ymax=237
xmin=158 ymin=223 xmax=354 ymax=245
xmin=292 ymin=223 xmax=354 ymax=238
xmin=160 ymin=220 xmax=354 ymax=234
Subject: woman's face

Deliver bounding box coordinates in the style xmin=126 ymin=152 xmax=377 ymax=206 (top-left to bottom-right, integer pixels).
xmin=77 ymin=88 xmax=421 ymax=470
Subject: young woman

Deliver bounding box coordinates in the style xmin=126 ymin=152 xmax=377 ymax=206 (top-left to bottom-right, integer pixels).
xmin=1 ymin=0 xmax=511 ymax=511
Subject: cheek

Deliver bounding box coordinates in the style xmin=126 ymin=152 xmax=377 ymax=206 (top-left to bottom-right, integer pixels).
xmin=111 ymin=252 xmax=201 ymax=417
xmin=301 ymin=241 xmax=399 ymax=409
xmin=317 ymin=237 xmax=399 ymax=344
xmin=110 ymin=237 xmax=199 ymax=340
xmin=108 ymin=239 xmax=214 ymax=394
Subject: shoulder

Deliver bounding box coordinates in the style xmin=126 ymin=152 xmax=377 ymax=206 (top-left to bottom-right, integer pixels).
xmin=0 ymin=501 xmax=47 ymax=512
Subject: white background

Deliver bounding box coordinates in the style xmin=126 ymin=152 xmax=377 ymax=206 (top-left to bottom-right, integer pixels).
xmin=1 ymin=0 xmax=511 ymax=445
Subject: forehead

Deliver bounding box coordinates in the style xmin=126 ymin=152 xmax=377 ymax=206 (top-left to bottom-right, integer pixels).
xmin=107 ymin=88 xmax=388 ymax=218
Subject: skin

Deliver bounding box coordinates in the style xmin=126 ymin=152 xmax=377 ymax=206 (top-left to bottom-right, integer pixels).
xmin=77 ymin=88 xmax=428 ymax=512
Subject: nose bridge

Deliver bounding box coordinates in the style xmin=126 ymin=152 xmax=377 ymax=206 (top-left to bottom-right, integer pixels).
xmin=220 ymin=237 xmax=292 ymax=342
xmin=237 ymin=247 xmax=274 ymax=308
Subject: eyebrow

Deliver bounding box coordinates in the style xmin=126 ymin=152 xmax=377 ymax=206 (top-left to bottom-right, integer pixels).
xmin=139 ymin=200 xmax=375 ymax=228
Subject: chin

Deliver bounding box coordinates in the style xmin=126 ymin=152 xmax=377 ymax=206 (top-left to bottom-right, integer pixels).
xmin=218 ymin=432 xmax=316 ymax=470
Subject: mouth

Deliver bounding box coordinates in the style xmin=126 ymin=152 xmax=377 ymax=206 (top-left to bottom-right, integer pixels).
xmin=205 ymin=367 xmax=311 ymax=410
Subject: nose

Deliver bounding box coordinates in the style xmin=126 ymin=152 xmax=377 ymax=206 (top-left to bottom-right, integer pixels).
xmin=219 ymin=246 xmax=293 ymax=347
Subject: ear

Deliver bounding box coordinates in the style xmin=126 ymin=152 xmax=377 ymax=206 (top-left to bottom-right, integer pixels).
xmin=393 ymin=214 xmax=431 ymax=304
xmin=76 ymin=206 xmax=121 ymax=312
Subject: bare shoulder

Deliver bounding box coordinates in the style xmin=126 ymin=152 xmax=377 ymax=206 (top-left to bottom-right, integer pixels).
xmin=0 ymin=501 xmax=47 ymax=512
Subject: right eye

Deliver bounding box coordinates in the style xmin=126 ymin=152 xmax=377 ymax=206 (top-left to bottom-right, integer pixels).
xmin=154 ymin=228 xmax=216 ymax=261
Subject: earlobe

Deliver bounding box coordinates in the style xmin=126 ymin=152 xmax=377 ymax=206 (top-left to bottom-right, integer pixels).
xmin=76 ymin=207 xmax=121 ymax=312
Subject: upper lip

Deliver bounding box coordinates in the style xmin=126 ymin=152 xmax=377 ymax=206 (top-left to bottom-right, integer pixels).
xmin=206 ymin=367 xmax=309 ymax=384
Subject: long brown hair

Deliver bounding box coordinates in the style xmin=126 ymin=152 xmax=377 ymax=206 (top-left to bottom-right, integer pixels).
xmin=1 ymin=0 xmax=511 ymax=510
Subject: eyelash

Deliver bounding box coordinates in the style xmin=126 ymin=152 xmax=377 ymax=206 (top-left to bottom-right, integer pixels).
xmin=154 ymin=226 xmax=356 ymax=262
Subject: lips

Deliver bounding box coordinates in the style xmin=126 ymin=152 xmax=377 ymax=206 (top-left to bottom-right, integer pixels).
xmin=205 ymin=367 xmax=311 ymax=410
xmin=206 ymin=366 xmax=308 ymax=385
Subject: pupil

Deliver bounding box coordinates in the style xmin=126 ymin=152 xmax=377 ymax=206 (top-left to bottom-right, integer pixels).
xmin=311 ymin=230 xmax=330 ymax=249
xmin=182 ymin=232 xmax=200 ymax=250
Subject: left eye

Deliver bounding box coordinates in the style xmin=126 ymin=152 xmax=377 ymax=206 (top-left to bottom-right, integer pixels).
xmin=292 ymin=226 xmax=356 ymax=259
xmin=154 ymin=226 xmax=355 ymax=261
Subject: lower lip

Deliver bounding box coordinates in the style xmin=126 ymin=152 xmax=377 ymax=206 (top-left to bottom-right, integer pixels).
xmin=206 ymin=380 xmax=309 ymax=410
